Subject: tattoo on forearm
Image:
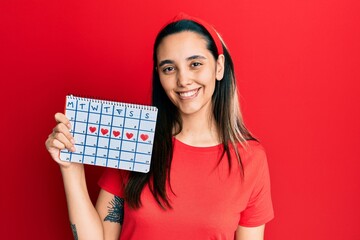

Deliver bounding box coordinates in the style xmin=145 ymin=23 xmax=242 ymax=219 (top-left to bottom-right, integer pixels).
xmin=70 ymin=222 xmax=78 ymax=240
xmin=104 ymin=196 xmax=124 ymax=224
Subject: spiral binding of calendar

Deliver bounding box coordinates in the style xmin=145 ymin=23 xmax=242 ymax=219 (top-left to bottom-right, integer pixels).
xmin=68 ymin=94 xmax=158 ymax=111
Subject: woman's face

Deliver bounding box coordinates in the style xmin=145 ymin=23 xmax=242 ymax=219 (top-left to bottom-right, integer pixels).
xmin=156 ymin=31 xmax=224 ymax=118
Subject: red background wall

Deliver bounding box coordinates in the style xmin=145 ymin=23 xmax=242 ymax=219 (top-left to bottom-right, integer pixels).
xmin=1 ymin=0 xmax=359 ymax=239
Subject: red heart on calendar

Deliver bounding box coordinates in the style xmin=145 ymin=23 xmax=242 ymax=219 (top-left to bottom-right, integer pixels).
xmin=126 ymin=132 xmax=133 ymax=139
xmin=113 ymin=130 xmax=120 ymax=137
xmin=101 ymin=128 xmax=109 ymax=135
xmin=140 ymin=134 xmax=149 ymax=141
xmin=89 ymin=126 xmax=96 ymax=133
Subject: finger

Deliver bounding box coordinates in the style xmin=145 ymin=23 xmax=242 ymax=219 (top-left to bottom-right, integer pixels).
xmin=46 ymin=132 xmax=74 ymax=152
xmin=45 ymin=137 xmax=72 ymax=167
xmin=54 ymin=132 xmax=76 ymax=152
xmin=54 ymin=112 xmax=71 ymax=129
xmin=51 ymin=138 xmax=66 ymax=150
xmin=52 ymin=123 xmax=75 ymax=144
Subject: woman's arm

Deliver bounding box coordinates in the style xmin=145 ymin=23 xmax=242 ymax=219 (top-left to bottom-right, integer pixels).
xmin=61 ymin=164 xmax=104 ymax=239
xmin=96 ymin=189 xmax=123 ymax=240
xmin=235 ymin=225 xmax=265 ymax=240
xmin=45 ymin=113 xmax=120 ymax=240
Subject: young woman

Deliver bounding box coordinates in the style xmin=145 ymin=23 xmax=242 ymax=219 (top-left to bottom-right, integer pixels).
xmin=45 ymin=13 xmax=274 ymax=240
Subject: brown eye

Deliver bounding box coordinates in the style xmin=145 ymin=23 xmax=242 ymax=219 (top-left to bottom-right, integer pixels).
xmin=163 ymin=66 xmax=175 ymax=73
xmin=191 ymin=62 xmax=202 ymax=67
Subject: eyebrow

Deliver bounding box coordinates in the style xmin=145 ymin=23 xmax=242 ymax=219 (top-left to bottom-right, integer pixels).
xmin=158 ymin=59 xmax=174 ymax=67
xmin=186 ymin=55 xmax=207 ymax=61
xmin=158 ymin=55 xmax=207 ymax=67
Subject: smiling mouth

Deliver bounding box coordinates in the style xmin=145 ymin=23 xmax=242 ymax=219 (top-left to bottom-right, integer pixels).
xmin=177 ymin=88 xmax=200 ymax=99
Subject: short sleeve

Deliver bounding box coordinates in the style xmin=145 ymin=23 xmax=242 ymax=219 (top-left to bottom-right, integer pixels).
xmin=98 ymin=168 xmax=126 ymax=197
xmin=239 ymin=144 xmax=274 ymax=227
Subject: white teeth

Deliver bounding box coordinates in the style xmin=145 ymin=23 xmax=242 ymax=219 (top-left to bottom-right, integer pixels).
xmin=179 ymin=89 xmax=198 ymax=97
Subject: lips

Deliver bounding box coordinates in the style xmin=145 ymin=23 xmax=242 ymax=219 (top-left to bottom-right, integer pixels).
xmin=177 ymin=88 xmax=200 ymax=99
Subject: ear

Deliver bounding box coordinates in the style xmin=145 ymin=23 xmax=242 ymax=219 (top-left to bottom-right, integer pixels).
xmin=215 ymin=54 xmax=225 ymax=81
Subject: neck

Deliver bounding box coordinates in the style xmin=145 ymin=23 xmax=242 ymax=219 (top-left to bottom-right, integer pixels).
xmin=175 ymin=109 xmax=220 ymax=147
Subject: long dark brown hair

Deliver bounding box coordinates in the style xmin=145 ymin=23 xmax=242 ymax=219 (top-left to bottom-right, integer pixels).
xmin=125 ymin=19 xmax=256 ymax=209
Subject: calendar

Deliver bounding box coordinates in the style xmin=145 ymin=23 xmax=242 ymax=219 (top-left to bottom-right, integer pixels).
xmin=60 ymin=95 xmax=158 ymax=173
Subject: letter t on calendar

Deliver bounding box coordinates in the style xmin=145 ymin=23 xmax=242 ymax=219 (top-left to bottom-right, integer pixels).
xmin=60 ymin=95 xmax=158 ymax=173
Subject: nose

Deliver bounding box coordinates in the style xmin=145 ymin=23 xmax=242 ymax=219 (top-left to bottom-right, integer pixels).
xmin=177 ymin=69 xmax=192 ymax=87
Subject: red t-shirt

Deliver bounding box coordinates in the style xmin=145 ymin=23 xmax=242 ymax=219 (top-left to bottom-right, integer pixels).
xmin=98 ymin=139 xmax=274 ymax=239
